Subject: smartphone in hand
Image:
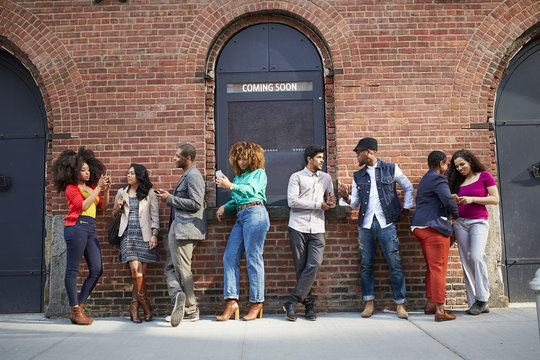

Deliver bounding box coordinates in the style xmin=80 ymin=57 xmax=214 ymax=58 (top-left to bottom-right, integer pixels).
xmin=106 ymin=170 xmax=112 ymax=177
xmin=154 ymin=189 xmax=161 ymax=194
xmin=216 ymin=170 xmax=224 ymax=179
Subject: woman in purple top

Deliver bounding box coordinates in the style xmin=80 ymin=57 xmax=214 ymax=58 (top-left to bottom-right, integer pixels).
xmin=448 ymin=150 xmax=499 ymax=315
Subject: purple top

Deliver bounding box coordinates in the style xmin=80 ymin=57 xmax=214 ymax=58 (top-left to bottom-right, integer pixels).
xmin=457 ymin=171 xmax=496 ymax=220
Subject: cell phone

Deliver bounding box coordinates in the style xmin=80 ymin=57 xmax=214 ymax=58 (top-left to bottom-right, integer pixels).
xmin=216 ymin=170 xmax=224 ymax=179
xmin=106 ymin=170 xmax=111 ymax=177
xmin=154 ymin=189 xmax=161 ymax=194
xmin=452 ymin=194 xmax=459 ymax=200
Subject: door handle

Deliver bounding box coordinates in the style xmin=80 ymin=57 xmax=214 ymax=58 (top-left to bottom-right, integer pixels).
xmin=0 ymin=174 xmax=11 ymax=190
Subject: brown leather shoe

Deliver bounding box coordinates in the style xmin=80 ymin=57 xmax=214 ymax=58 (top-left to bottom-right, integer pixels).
xmin=242 ymin=302 xmax=263 ymax=321
xmin=130 ymin=277 xmax=142 ymax=323
xmin=216 ymin=299 xmax=239 ymax=321
xmin=396 ymin=304 xmax=409 ymax=319
xmin=135 ymin=275 xmax=152 ymax=321
xmin=435 ymin=311 xmax=456 ymax=322
xmin=424 ymin=303 xmax=436 ymax=314
xmin=69 ymin=305 xmax=93 ymax=325
xmin=361 ymin=300 xmax=374 ymax=318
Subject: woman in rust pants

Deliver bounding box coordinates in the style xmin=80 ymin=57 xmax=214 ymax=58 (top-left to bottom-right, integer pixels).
xmin=411 ymin=151 xmax=459 ymax=322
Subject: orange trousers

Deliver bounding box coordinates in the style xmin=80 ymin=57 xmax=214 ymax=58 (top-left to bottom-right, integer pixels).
xmin=413 ymin=227 xmax=450 ymax=304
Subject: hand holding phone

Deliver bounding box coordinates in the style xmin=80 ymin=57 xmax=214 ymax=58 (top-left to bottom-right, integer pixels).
xmin=216 ymin=170 xmax=224 ymax=180
xmin=106 ymin=170 xmax=112 ymax=177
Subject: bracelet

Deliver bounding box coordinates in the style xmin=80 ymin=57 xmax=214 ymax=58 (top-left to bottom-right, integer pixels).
xmin=152 ymin=229 xmax=159 ymax=236
xmin=229 ymin=184 xmax=234 ymax=191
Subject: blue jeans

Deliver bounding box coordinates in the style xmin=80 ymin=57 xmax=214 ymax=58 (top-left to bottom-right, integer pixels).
xmin=358 ymin=218 xmax=406 ymax=303
xmin=223 ymin=205 xmax=270 ymax=303
xmin=64 ymin=216 xmax=103 ymax=307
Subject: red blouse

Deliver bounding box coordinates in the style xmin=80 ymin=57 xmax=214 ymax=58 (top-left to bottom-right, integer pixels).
xmin=64 ymin=184 xmax=103 ymax=226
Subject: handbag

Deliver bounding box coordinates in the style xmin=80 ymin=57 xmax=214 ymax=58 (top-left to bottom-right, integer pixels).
xmin=108 ymin=206 xmax=123 ymax=245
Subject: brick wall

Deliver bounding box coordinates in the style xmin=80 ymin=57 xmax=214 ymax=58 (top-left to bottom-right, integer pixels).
xmin=1 ymin=0 xmax=539 ymax=317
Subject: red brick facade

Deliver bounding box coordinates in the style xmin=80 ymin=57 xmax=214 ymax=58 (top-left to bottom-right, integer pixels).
xmin=1 ymin=0 xmax=539 ymax=317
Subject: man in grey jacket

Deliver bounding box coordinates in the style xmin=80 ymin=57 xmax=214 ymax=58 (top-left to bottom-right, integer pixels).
xmin=157 ymin=144 xmax=207 ymax=327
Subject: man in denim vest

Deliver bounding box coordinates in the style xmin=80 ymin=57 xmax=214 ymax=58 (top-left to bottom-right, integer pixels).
xmin=338 ymin=137 xmax=413 ymax=319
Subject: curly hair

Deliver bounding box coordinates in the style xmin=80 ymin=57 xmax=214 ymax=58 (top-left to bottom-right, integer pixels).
xmin=228 ymin=141 xmax=265 ymax=176
xmin=129 ymin=163 xmax=153 ymax=201
xmin=51 ymin=147 xmax=105 ymax=192
xmin=447 ymin=149 xmax=486 ymax=194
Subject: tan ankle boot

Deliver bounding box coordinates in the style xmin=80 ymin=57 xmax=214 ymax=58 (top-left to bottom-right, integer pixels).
xmin=242 ymin=302 xmax=263 ymax=321
xmin=361 ymin=300 xmax=374 ymax=318
xmin=135 ymin=275 xmax=152 ymax=321
xmin=130 ymin=278 xmax=142 ymax=323
xmin=216 ymin=299 xmax=239 ymax=321
xmin=69 ymin=305 xmax=93 ymax=325
xmin=396 ymin=304 xmax=408 ymax=319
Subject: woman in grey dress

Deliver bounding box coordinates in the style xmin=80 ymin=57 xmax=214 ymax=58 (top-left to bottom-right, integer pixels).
xmin=113 ymin=164 xmax=159 ymax=323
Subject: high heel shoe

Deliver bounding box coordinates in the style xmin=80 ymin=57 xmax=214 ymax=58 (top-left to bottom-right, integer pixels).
xmin=216 ymin=299 xmax=239 ymax=321
xmin=242 ymin=302 xmax=263 ymax=321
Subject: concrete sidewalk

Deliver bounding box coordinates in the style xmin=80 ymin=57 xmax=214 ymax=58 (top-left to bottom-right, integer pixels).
xmin=1 ymin=305 xmax=538 ymax=360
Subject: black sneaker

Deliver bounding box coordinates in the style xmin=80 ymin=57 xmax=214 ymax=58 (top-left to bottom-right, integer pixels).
xmin=171 ymin=292 xmax=186 ymax=327
xmin=283 ymin=301 xmax=297 ymax=321
xmin=477 ymin=301 xmax=490 ymax=314
xmin=305 ymin=303 xmax=317 ymax=321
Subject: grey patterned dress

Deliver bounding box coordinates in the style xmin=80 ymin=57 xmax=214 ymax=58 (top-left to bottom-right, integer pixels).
xmin=118 ymin=197 xmax=158 ymax=263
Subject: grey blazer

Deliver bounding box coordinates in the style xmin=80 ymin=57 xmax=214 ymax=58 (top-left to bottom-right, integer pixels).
xmin=166 ymin=165 xmax=207 ymax=240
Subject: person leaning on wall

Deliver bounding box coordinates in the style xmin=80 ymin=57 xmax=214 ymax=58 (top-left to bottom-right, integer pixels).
xmin=447 ymin=149 xmax=499 ymax=315
xmin=156 ymin=144 xmax=207 ymax=327
xmin=338 ymin=137 xmax=414 ymax=320
xmin=410 ymin=151 xmax=459 ymax=322
xmin=283 ymin=145 xmax=336 ymax=322
xmin=215 ymin=141 xmax=270 ymax=321
xmin=51 ymin=147 xmax=111 ymax=325
xmin=112 ymin=163 xmax=159 ymax=323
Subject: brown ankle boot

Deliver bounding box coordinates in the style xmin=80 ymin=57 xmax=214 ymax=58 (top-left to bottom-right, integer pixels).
xmin=130 ymin=278 xmax=142 ymax=323
xmin=216 ymin=299 xmax=239 ymax=321
xmin=69 ymin=305 xmax=93 ymax=325
xmin=242 ymin=302 xmax=263 ymax=321
xmin=361 ymin=300 xmax=374 ymax=318
xmin=135 ymin=275 xmax=152 ymax=321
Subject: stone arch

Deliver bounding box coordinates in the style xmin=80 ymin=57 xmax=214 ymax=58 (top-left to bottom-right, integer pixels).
xmin=0 ymin=0 xmax=88 ymax=141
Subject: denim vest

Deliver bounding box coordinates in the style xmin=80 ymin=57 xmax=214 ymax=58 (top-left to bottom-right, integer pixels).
xmin=353 ymin=160 xmax=402 ymax=226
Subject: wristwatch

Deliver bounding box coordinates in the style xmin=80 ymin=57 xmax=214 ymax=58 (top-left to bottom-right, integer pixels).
xmin=152 ymin=229 xmax=159 ymax=236
xmin=229 ymin=184 xmax=234 ymax=191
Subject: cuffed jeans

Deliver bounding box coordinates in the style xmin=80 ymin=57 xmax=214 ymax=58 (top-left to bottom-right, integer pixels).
xmin=454 ymin=217 xmax=490 ymax=307
xmin=164 ymin=220 xmax=199 ymax=316
xmin=358 ymin=218 xmax=407 ymax=304
xmin=287 ymin=227 xmax=325 ymax=305
xmin=64 ymin=216 xmax=103 ymax=307
xmin=223 ymin=205 xmax=270 ymax=303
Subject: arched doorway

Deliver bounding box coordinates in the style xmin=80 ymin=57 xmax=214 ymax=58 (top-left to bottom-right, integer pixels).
xmin=0 ymin=49 xmax=47 ymax=313
xmin=495 ymin=37 xmax=540 ymax=302
xmin=215 ymin=23 xmax=326 ymax=206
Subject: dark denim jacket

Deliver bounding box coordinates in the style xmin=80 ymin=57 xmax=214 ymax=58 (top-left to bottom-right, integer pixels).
xmin=353 ymin=160 xmax=401 ymax=226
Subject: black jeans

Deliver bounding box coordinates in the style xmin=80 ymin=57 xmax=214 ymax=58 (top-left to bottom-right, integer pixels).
xmin=287 ymin=227 xmax=325 ymax=305
xmin=64 ymin=216 xmax=103 ymax=307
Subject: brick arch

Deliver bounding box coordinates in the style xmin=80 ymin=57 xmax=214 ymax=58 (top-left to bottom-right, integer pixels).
xmin=176 ymin=1 xmax=356 ymax=205
xmin=451 ymin=0 xmax=540 ymax=151
xmin=0 ymin=0 xmax=88 ymax=137
xmin=178 ymin=1 xmax=355 ymax=76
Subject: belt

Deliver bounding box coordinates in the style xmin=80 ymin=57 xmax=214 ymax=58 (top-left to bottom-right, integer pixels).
xmin=237 ymin=201 xmax=263 ymax=211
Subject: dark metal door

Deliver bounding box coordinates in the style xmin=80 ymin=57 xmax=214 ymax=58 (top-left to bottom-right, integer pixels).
xmin=216 ymin=23 xmax=325 ymax=206
xmin=0 ymin=50 xmax=47 ymax=313
xmin=495 ymin=39 xmax=540 ymax=301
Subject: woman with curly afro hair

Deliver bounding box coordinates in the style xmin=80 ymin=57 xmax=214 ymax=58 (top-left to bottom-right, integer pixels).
xmin=215 ymin=141 xmax=270 ymax=321
xmin=52 ymin=147 xmax=111 ymax=325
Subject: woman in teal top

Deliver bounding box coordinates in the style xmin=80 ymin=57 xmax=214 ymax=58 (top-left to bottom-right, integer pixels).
xmin=215 ymin=141 xmax=270 ymax=321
